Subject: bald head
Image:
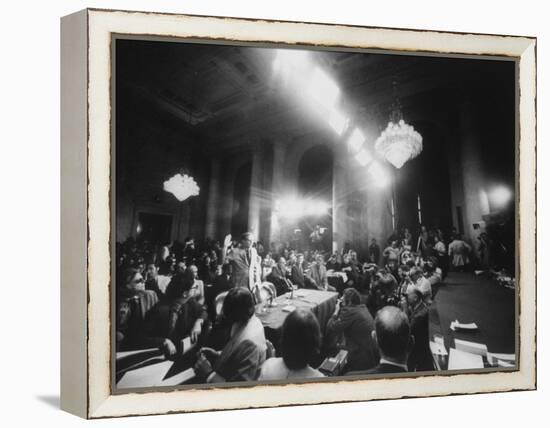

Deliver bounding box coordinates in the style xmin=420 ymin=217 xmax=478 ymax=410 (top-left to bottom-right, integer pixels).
xmin=374 ymin=306 xmax=411 ymax=361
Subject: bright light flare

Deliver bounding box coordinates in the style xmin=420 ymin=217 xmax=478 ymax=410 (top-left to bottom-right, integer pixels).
xmin=305 ymin=67 xmax=341 ymax=109
xmin=273 ymin=49 xmax=311 ymax=74
xmin=347 ymin=128 xmax=365 ymax=152
xmin=490 ymin=186 xmax=512 ymax=207
xmin=307 ymin=200 xmax=330 ymax=215
xmin=276 ymin=196 xmax=302 ymax=219
xmin=276 ymin=197 xmax=330 ymax=219
xmin=369 ymin=162 xmax=391 ymax=189
xmin=328 ymin=109 xmax=349 ymax=135
xmin=355 ymin=149 xmax=373 ymax=166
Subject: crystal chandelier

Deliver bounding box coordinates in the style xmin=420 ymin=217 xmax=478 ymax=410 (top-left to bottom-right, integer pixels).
xmin=163 ymin=172 xmax=200 ymax=202
xmin=375 ymin=81 xmax=422 ymax=169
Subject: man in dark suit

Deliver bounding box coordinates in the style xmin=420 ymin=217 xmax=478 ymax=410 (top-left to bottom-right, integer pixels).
xmin=405 ymin=287 xmax=434 ymax=372
xmin=221 ymin=232 xmax=261 ymax=290
xmin=368 ymin=238 xmax=381 ymax=265
xmin=205 ymin=264 xmax=233 ymax=322
xmin=267 ymin=256 xmax=292 ymax=296
xmin=327 ymin=288 xmax=379 ymax=371
xmin=290 ymin=253 xmax=306 ymax=288
xmin=346 ymin=306 xmax=413 ymax=376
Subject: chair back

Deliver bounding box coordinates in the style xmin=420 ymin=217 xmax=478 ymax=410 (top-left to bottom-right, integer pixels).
xmin=265 ymin=339 xmax=276 ymax=359
xmin=255 ymin=282 xmax=277 ymax=303
xmin=214 ymin=290 xmax=229 ymax=318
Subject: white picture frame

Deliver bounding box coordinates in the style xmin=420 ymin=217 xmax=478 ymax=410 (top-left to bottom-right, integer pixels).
xmin=60 ymin=8 xmax=536 ymax=419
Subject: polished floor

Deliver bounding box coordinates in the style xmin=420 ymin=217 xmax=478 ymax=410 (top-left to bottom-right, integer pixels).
xmin=430 ymin=271 xmax=516 ymax=355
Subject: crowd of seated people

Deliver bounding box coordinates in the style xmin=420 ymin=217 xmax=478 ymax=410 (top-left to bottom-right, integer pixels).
xmin=115 ymin=224 xmax=479 ymax=385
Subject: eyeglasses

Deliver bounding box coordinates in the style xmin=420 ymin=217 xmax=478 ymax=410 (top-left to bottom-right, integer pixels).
xmin=133 ymin=277 xmax=145 ymax=284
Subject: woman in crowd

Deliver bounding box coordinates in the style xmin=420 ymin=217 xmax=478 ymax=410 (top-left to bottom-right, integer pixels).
xmin=259 ymin=308 xmax=324 ymax=380
xmin=341 ymin=251 xmax=360 ymax=288
xmin=116 ymin=268 xmax=159 ymax=350
xmin=194 ymin=287 xmax=267 ymax=382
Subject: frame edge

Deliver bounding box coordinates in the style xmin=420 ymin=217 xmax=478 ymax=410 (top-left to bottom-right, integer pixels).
xmin=60 ymin=8 xmax=89 ymax=419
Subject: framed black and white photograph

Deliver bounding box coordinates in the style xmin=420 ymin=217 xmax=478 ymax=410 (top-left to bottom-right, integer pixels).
xmin=60 ymin=8 xmax=536 ymax=419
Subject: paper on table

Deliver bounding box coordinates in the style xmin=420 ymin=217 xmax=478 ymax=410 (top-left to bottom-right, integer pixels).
xmin=116 ymin=348 xmax=161 ymax=360
xmin=450 ymin=320 xmax=478 ymax=331
xmin=430 ymin=341 xmax=448 ymax=356
xmin=448 ymin=348 xmax=484 ymax=370
xmin=488 ymin=352 xmax=515 ymax=361
xmin=117 ymin=360 xmax=174 ymax=389
xmin=117 ymin=355 xmax=166 ymax=375
xmin=294 ymin=290 xmax=308 ymax=298
xmin=181 ymin=336 xmax=197 ymax=355
xmin=455 ymin=338 xmax=488 ymax=357
xmin=156 ymin=368 xmax=196 ymax=386
xmin=487 ymin=352 xmax=516 ymax=366
xmin=282 ymin=305 xmax=296 ymax=312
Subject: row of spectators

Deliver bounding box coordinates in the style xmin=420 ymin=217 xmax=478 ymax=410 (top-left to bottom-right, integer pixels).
xmin=116 ymin=226 xmax=454 ymax=383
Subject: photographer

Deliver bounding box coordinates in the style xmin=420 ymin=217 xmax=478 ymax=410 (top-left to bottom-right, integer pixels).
xmin=408 ymin=267 xmax=433 ymax=304
xmin=366 ymin=270 xmax=399 ymax=315
xmin=327 ymin=288 xmax=378 ymax=372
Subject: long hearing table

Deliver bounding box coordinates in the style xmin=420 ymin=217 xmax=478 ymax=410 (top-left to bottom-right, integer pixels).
xmin=255 ymin=289 xmax=339 ymax=345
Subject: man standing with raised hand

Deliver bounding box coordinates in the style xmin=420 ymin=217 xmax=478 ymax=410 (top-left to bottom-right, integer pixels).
xmin=221 ymin=232 xmax=261 ymax=290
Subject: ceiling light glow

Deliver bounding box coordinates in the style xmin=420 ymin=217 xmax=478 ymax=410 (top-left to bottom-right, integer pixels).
xmin=347 ymin=128 xmax=365 ymax=152
xmin=369 ymin=162 xmax=391 ymax=189
xmin=355 ymin=149 xmax=373 ymax=166
xmin=306 ymin=67 xmax=341 ymax=109
xmin=490 ymin=186 xmax=512 ymax=207
xmin=328 ymin=109 xmax=349 ymax=135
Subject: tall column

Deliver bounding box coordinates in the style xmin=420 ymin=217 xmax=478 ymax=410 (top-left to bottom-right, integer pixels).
xmin=459 ymin=95 xmax=488 ymax=244
xmin=269 ymin=142 xmax=287 ymax=245
xmin=447 ymin=131 xmax=466 ymax=234
xmin=365 ymin=178 xmax=393 ymax=251
xmin=218 ymin=161 xmax=236 ymax=238
xmin=176 ymin=148 xmax=193 ymax=241
xmin=205 ymin=157 xmax=221 ymax=239
xmin=176 ymin=203 xmax=191 ymax=241
xmin=332 ymin=152 xmax=349 ymax=253
xmin=248 ymin=144 xmax=263 ymax=239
